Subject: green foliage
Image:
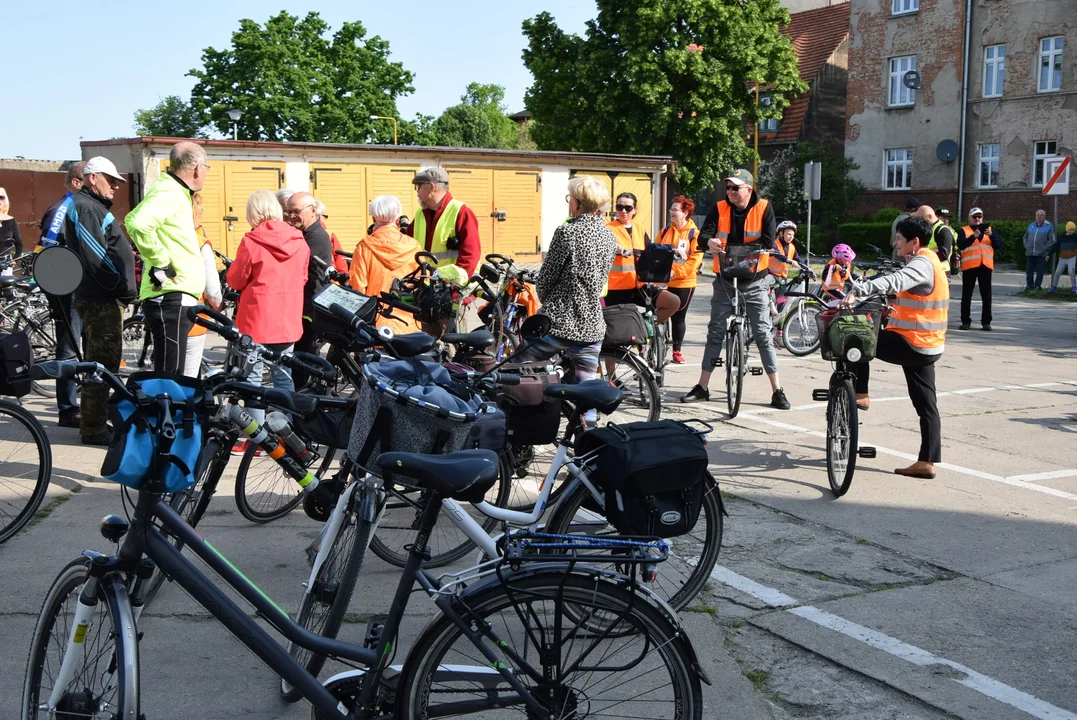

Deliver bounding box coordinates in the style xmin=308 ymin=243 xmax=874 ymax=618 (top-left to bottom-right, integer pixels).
xmin=837 ymin=222 xmax=893 ymax=255
xmin=188 ymin=11 xmax=413 ymax=144
xmin=432 ymin=83 xmax=518 ymax=149
xmin=521 ymin=1 xmax=806 ymax=193
xmin=758 ymin=142 xmax=865 ymax=241
xmin=398 ymin=114 xmax=438 ymax=146
xmin=133 ymin=96 xmax=206 ymax=138
xmin=872 ymin=207 xmax=902 ymax=223
xmin=989 ymin=220 xmax=1030 ymax=266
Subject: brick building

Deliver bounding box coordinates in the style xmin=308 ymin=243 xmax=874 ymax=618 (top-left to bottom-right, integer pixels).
xmin=845 ymin=0 xmax=1075 ymax=222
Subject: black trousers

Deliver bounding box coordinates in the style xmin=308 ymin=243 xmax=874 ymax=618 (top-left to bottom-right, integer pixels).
xmin=145 ymin=293 xmax=193 ymax=375
xmin=667 ymin=286 xmax=695 ymax=351
xmin=292 ymin=318 xmax=318 ymax=389
xmin=960 ymin=265 xmax=992 ymax=326
xmin=852 ymin=331 xmax=942 ymax=463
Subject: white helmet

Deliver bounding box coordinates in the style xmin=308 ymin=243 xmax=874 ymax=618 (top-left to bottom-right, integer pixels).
xmin=777 ymin=220 xmax=797 ymax=231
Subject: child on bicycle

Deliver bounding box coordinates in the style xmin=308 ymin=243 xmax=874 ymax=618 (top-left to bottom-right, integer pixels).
xmin=822 ymin=244 xmax=857 ymax=307
xmin=768 ymin=220 xmax=801 ymax=318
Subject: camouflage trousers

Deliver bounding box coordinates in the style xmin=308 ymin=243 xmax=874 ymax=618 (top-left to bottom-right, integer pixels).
xmin=74 ymin=299 xmax=123 ymax=436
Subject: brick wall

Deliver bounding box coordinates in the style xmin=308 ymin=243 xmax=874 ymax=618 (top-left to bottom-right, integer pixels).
xmin=0 ymin=169 xmax=134 ymax=242
xmin=853 ymin=188 xmax=1076 ymax=222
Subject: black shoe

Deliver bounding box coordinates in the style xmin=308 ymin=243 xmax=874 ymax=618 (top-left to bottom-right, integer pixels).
xmin=58 ymin=413 xmax=81 ymax=429
xmin=957 ymin=323 xmax=971 ymax=330
xmin=771 ymin=388 xmax=791 ymax=410
xmin=81 ymin=430 xmax=112 ymax=446
xmin=680 ymin=384 xmax=710 ymax=403
xmin=982 ymin=323 xmax=992 ymax=331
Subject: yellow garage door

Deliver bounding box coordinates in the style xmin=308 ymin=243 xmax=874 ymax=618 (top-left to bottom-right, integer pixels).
xmin=223 ymin=163 xmax=284 ymax=258
xmin=573 ymin=170 xmax=612 ymax=197
xmin=311 ymin=164 xmax=365 ymax=252
xmin=158 ymin=159 xmax=225 ymax=255
xmin=493 ymin=169 xmax=541 ymax=257
xmin=613 ymin=173 xmax=655 ymax=240
xmin=365 ymin=164 xmax=419 ymax=228
xmin=445 ymin=167 xmax=494 ymax=257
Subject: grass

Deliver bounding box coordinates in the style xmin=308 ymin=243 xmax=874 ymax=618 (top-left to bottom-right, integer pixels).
xmin=1015 ymin=288 xmax=1077 ymax=301
xmin=856 ymin=538 xmax=871 ymax=545
xmin=685 ymin=602 xmax=719 ymax=616
xmin=26 ymin=485 xmax=83 ymax=529
xmin=743 ymin=668 xmax=770 ymax=690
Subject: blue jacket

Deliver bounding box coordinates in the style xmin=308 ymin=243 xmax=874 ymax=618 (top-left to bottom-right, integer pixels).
xmin=1023 ymin=221 xmax=1055 ymax=257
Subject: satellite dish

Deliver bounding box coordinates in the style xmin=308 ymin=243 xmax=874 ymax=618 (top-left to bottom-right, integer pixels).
xmin=903 ymin=70 xmax=921 ymax=90
xmin=936 ymin=139 xmax=959 ymax=163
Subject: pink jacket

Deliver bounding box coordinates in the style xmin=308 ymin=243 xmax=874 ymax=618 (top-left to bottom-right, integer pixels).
xmin=227 ymin=220 xmax=310 ymax=344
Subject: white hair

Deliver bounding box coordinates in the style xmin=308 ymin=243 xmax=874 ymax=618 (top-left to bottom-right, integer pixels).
xmin=315 ymin=200 xmax=326 ymax=217
xmin=369 ymin=195 xmax=403 ymax=223
xmin=275 ymin=188 xmax=294 ymax=209
xmin=247 ymin=189 xmax=283 ymax=226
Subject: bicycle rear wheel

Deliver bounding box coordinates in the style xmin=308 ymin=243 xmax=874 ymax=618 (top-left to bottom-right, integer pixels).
xmin=598 ymin=347 xmax=661 ymax=423
xmin=725 ymin=324 xmax=746 ymax=418
xmin=233 ymin=441 xmax=319 ymax=523
xmin=782 ymin=300 xmax=823 ymax=356
xmin=120 ymin=316 xmax=153 ymax=375
xmin=0 ymin=400 xmax=52 ymax=544
xmin=23 ymin=310 xmax=58 ymax=397
xmin=826 ymin=374 xmax=858 ymax=497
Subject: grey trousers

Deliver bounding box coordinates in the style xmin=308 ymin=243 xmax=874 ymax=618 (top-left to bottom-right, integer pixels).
xmin=702 ymin=277 xmax=779 ymax=375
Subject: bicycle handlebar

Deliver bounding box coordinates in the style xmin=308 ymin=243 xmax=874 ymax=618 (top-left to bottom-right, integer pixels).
xmin=311 ymin=255 xmax=351 ymax=284
xmin=266 ymin=349 xmax=336 ymax=383
xmin=485 ymin=253 xmax=511 ymax=267
xmin=30 ymin=361 xmax=129 ymax=397
xmin=186 ymin=304 xmax=238 ymax=340
xmin=377 ymin=292 xmax=422 ymax=317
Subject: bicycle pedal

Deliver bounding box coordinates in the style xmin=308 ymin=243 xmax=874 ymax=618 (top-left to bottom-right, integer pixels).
xmin=750 ymin=367 xmax=764 ymax=376
xmin=812 ymin=389 xmax=829 ymax=401
xmin=364 ymin=621 xmax=385 ymax=649
xmin=858 ymin=446 xmax=877 ymax=459
xmin=714 ymin=359 xmax=724 ymax=367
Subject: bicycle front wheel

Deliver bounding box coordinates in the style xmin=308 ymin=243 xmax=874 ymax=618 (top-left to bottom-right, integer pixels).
xmin=725 ymin=323 xmax=746 ymax=418
xmin=23 ymin=559 xmax=140 ymax=720
xmin=782 ymin=301 xmax=823 ymax=356
xmin=397 ymin=568 xmax=702 ymax=719
xmin=826 ymin=374 xmax=858 ymax=497
xmin=120 ymin=317 xmax=153 ymax=375
xmin=0 ymin=399 xmax=52 ymax=544
xmin=234 ymin=441 xmax=309 ymax=523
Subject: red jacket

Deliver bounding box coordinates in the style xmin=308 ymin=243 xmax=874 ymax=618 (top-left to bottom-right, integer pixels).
xmin=406 ymin=191 xmax=481 ymax=275
xmin=227 ymin=219 xmax=310 ymax=345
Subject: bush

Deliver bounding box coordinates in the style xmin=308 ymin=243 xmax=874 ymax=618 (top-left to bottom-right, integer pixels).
xmin=872 ymin=207 xmax=902 ymax=223
xmin=989 ymin=220 xmax=1030 ymax=267
xmin=837 ymin=223 xmax=893 ymax=255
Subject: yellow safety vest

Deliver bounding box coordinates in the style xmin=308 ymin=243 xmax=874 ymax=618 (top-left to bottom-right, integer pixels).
xmin=412 ymin=198 xmax=465 ymax=267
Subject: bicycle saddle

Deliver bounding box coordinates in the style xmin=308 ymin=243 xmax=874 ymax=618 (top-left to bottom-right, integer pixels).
xmin=440 ymin=329 xmax=494 ymax=349
xmin=544 ymin=380 xmax=623 ymax=414
xmin=388 ymin=332 xmax=437 ymax=357
xmin=0 ymin=275 xmax=19 ymax=287
xmin=376 ymin=449 xmax=500 ymax=503
xmin=720 ymin=262 xmax=757 ymax=282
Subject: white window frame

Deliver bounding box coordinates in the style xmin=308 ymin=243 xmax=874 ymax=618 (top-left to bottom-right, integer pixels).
xmin=1038 ymin=37 xmax=1063 ymax=93
xmin=1032 ymin=141 xmax=1058 ymax=186
xmin=883 ymin=149 xmax=913 ymax=190
xmin=983 ymin=44 xmax=1005 ymax=98
xmin=891 ymin=0 xmax=919 ymax=15
xmin=758 ymin=117 xmax=780 ymax=133
xmin=978 ymin=144 xmax=1000 ymax=189
xmin=888 ymin=56 xmax=917 ymax=107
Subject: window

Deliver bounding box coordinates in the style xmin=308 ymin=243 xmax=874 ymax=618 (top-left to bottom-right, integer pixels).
xmin=889 ymin=56 xmax=917 ymax=107
xmin=884 ymin=149 xmax=913 ymax=190
xmin=891 ymin=0 xmax=919 ymax=14
xmin=983 ymin=45 xmax=1006 ymax=98
xmin=757 ymin=95 xmax=780 ymax=133
xmin=1039 ymin=37 xmax=1063 ymax=93
xmin=978 ymin=144 xmax=1000 ymax=188
xmin=1033 ymin=141 xmax=1057 ymax=186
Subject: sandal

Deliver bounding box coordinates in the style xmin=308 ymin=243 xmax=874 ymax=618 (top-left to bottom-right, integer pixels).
xmin=855 ymin=394 xmax=870 ymax=411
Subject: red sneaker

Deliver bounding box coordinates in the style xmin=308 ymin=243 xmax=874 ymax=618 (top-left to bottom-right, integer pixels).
xmin=671 ymin=350 xmax=685 ymax=364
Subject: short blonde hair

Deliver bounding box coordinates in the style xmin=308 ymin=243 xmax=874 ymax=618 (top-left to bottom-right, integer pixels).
xmin=568 ymin=175 xmax=610 ymax=215
xmin=0 ymin=187 xmax=9 ymax=215
xmin=247 ymin=189 xmax=283 ymax=227
xmin=369 ymin=195 xmax=402 ymax=223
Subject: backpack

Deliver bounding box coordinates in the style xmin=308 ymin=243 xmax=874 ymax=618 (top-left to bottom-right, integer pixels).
xmin=602 ymin=305 xmax=647 ymax=348
xmin=575 ymin=419 xmax=709 ymax=538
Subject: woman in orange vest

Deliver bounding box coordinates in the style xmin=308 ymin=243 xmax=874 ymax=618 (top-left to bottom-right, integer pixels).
xmin=184 ymin=191 xmax=224 ymax=377
xmin=844 ymin=215 xmax=948 ymax=480
xmin=655 ymin=195 xmax=702 ymax=364
xmin=604 ymin=192 xmax=680 ymax=321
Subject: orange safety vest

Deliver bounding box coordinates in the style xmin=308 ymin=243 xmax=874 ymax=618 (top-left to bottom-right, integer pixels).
xmin=711 ymin=198 xmax=770 ymax=272
xmin=886 ymin=248 xmax=949 ymax=350
xmin=189 ymin=234 xmax=212 ymax=338
xmin=657 ymin=220 xmax=703 ymax=289
xmin=769 ymin=238 xmax=798 ymax=278
xmin=821 ymin=260 xmax=850 ymax=293
xmin=959 ymin=225 xmax=995 ymax=271
xmin=606 ymin=220 xmax=647 ymax=290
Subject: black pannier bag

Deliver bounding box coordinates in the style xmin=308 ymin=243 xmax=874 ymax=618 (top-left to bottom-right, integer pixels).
xmin=635 ymin=242 xmax=674 ymax=283
xmin=462 ymin=405 xmax=507 ymax=452
xmin=497 ymin=363 xmax=562 ymax=446
xmin=0 ymin=331 xmax=33 ymax=398
xmin=602 ymin=305 xmax=647 ymax=347
xmin=576 ymin=419 xmax=709 ymax=538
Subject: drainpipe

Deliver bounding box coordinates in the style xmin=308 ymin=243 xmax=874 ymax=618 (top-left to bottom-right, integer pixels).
xmin=956 ymin=0 xmax=973 ymax=218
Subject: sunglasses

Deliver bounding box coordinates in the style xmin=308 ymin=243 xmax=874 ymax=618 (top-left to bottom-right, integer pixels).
xmin=971 ymin=215 xmax=983 ymax=219
xmin=725 ymin=184 xmax=745 ymax=192
xmin=615 ymin=204 xmax=636 ymax=212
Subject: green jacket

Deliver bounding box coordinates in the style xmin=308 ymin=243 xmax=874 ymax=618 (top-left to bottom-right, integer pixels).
xmin=125 ymin=172 xmax=206 ymax=300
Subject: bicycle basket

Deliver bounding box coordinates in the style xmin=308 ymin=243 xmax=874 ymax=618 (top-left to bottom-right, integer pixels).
xmin=817 ymin=303 xmax=886 ymax=362
xmin=346 ymin=358 xmax=494 ymax=476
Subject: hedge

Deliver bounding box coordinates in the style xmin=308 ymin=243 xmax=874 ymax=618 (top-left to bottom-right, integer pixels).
xmin=872 ymin=207 xmax=902 ymax=223
xmin=836 ymin=222 xmax=893 ymax=255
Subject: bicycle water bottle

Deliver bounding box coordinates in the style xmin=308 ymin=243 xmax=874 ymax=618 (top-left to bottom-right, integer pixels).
xmin=266 ymin=411 xmax=310 ymax=460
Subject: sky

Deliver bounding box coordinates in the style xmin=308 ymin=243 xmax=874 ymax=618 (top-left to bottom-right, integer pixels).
xmin=1 ymin=1 xmax=592 ymax=161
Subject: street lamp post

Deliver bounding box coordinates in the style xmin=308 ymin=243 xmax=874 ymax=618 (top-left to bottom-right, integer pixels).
xmin=227 ymin=108 xmax=243 ymax=141
xmin=370 ymin=115 xmax=398 ymax=145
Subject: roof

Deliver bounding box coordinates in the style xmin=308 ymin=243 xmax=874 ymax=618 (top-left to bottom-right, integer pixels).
xmin=760 ymin=2 xmax=850 ymax=144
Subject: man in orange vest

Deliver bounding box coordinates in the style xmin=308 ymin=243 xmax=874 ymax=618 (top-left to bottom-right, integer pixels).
xmin=681 ymin=169 xmax=790 ymax=409
xmin=957 ymin=207 xmax=1002 ymax=331
xmin=844 ymin=215 xmax=949 ymax=479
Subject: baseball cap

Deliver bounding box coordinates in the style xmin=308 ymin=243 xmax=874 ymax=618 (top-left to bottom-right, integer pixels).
xmin=412 ymin=167 xmax=449 ymax=186
xmin=968 ymin=207 xmax=984 ymax=217
xmin=938 ymin=208 xmax=951 ymax=216
xmin=83 ymin=156 xmax=127 ymax=183
xmin=724 ymin=169 xmax=754 ymax=187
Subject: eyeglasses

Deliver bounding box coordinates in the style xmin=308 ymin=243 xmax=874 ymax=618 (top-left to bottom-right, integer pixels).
xmin=615 ymin=204 xmax=635 ymax=212
xmin=287 ymin=204 xmax=315 ymax=215
xmin=200 ymin=162 xmax=211 ymax=171
xmin=725 ymin=184 xmax=746 ymax=192
xmin=971 ymin=215 xmax=983 ymax=219
xmin=565 ymin=195 xmax=575 ymax=203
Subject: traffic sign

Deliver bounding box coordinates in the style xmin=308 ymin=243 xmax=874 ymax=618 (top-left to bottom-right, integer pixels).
xmin=1044 ymin=156 xmax=1070 ymax=196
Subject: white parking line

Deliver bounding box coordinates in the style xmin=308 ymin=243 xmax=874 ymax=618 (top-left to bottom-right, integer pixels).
xmin=1006 ymin=469 xmax=1077 ymax=483
xmin=711 ymin=566 xmax=1077 ymax=720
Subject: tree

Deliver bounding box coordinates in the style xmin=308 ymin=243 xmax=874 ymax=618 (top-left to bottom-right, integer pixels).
xmin=188 ymin=11 xmax=414 ymax=144
xmin=432 ymin=83 xmax=518 ymax=149
xmin=758 ymin=141 xmax=866 ymax=242
xmin=133 ymin=96 xmax=205 ymax=137
xmin=522 ymin=2 xmax=806 ymax=193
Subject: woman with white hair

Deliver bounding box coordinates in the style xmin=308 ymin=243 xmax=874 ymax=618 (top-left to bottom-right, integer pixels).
xmin=226 ymin=189 xmax=310 ymax=453
xmin=0 ymin=187 xmax=24 ymax=255
xmin=349 ymin=194 xmax=419 ymax=335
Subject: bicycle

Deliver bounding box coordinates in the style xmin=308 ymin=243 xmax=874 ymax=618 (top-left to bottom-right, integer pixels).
xmin=770 ymin=262 xmax=827 ymax=356
xmin=0 ymin=398 xmax=53 ymax=544
xmin=714 ymin=252 xmax=769 ymax=418
xmin=23 ymin=362 xmax=706 ymax=719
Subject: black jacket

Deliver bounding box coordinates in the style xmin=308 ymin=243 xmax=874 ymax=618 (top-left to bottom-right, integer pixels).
xmin=65 ymin=187 xmax=138 ymax=304
xmin=697 ymin=191 xmax=778 ymax=253
xmin=302 ymin=221 xmax=334 ymax=319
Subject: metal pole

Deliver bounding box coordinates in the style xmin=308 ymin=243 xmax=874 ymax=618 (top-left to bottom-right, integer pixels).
xmin=753 ymin=84 xmax=760 ymax=180
xmin=1053 ymin=195 xmax=1060 ymax=277
xmin=807 ymin=196 xmax=813 ymax=262
xmin=233 ymin=123 xmax=238 ymax=141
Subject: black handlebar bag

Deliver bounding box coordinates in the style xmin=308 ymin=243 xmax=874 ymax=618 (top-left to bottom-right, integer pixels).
xmin=576 ymin=419 xmax=709 ymax=538
xmin=635 ymin=243 xmax=674 ymax=283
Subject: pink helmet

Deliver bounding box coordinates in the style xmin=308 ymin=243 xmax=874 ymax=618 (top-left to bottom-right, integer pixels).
xmin=831 ymin=244 xmax=856 ymax=263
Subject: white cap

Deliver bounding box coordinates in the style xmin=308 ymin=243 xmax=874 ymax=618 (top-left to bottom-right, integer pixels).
xmin=83 ymin=156 xmax=127 ymax=183
xmin=968 ymin=207 xmax=983 ymax=217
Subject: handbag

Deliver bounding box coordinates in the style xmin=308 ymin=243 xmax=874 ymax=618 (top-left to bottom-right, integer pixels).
xmin=602 ymin=305 xmax=647 ymax=347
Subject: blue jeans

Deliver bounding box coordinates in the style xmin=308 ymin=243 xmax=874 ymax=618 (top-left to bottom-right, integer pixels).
xmin=49 ymin=294 xmax=82 ymax=416
xmin=246 ymin=342 xmax=295 ymax=424
xmin=1026 ymin=256 xmax=1048 ymax=289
